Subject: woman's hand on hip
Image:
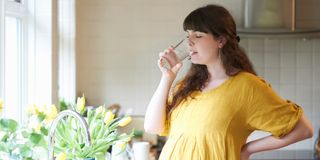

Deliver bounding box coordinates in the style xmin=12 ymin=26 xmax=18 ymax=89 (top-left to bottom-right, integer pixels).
xmin=240 ymin=143 xmax=251 ymax=160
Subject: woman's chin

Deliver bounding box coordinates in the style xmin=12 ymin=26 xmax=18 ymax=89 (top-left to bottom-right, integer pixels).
xmin=191 ymin=60 xmax=203 ymax=65
xmin=189 ymin=54 xmax=202 ymax=64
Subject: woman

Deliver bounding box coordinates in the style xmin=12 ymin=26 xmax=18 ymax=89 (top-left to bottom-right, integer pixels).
xmin=144 ymin=4 xmax=313 ymax=160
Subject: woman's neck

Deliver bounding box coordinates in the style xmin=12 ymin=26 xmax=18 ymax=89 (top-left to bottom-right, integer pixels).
xmin=206 ymin=59 xmax=228 ymax=81
xmin=201 ymin=60 xmax=229 ymax=91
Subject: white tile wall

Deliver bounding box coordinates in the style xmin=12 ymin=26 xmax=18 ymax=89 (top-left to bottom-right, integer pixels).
xmin=76 ymin=0 xmax=320 ymax=155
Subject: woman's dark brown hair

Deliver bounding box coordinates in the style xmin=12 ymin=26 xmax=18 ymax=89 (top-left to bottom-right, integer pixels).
xmin=167 ymin=4 xmax=256 ymax=115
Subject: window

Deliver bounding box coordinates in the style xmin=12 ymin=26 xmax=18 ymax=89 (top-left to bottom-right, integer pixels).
xmin=1 ymin=0 xmax=55 ymax=123
xmin=4 ymin=16 xmax=23 ymax=121
xmin=0 ymin=0 xmax=27 ymax=122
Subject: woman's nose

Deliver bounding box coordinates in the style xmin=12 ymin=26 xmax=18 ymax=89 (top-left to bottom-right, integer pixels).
xmin=187 ymin=38 xmax=194 ymax=47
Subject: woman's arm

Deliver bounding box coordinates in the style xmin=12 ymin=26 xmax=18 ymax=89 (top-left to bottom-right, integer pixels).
xmin=144 ymin=48 xmax=182 ymax=134
xmin=241 ymin=114 xmax=313 ymax=160
xmin=144 ymin=75 xmax=174 ymax=134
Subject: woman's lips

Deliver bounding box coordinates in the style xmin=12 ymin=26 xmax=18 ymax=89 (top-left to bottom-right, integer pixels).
xmin=190 ymin=51 xmax=198 ymax=56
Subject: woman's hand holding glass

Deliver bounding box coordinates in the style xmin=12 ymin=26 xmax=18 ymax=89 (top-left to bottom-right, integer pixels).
xmin=158 ymin=47 xmax=182 ymax=78
xmin=158 ymin=39 xmax=189 ymax=79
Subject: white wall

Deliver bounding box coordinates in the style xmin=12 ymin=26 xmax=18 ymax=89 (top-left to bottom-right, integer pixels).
xmin=76 ymin=0 xmax=320 ymax=152
xmin=76 ymin=0 xmax=244 ymax=112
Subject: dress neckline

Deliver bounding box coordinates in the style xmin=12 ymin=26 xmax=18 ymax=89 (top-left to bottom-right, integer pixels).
xmin=198 ymin=72 xmax=239 ymax=94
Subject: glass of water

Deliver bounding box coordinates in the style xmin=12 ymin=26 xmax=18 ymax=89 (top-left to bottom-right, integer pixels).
xmin=162 ymin=39 xmax=190 ymax=70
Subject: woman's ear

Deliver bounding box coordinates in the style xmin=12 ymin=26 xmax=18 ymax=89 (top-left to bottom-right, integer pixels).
xmin=218 ymin=36 xmax=227 ymax=48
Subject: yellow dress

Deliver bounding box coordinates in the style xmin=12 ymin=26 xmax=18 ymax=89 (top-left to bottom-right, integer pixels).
xmin=159 ymin=72 xmax=303 ymax=160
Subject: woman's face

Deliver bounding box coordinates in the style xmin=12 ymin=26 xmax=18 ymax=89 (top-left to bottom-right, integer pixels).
xmin=186 ymin=30 xmax=220 ymax=65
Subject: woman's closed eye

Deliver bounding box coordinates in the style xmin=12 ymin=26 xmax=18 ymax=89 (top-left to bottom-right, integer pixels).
xmin=186 ymin=34 xmax=203 ymax=39
xmin=186 ymin=30 xmax=207 ymax=40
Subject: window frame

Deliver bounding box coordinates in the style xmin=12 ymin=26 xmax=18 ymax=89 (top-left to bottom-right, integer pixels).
xmin=1 ymin=0 xmax=66 ymax=123
xmin=0 ymin=0 xmax=5 ymax=103
xmin=0 ymin=0 xmax=28 ymax=122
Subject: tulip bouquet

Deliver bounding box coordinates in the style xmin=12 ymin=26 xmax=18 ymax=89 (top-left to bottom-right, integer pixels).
xmin=0 ymin=95 xmax=133 ymax=160
xmin=0 ymin=99 xmax=61 ymax=159
xmin=53 ymin=95 xmax=133 ymax=160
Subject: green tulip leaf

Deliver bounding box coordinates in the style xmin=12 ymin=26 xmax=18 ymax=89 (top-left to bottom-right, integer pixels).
xmin=20 ymin=145 xmax=33 ymax=157
xmin=0 ymin=132 xmax=9 ymax=142
xmin=0 ymin=119 xmax=18 ymax=132
xmin=0 ymin=141 xmax=9 ymax=152
xmin=29 ymin=133 xmax=42 ymax=144
xmin=40 ymin=127 xmax=48 ymax=136
xmin=21 ymin=130 xmax=30 ymax=138
xmin=80 ymin=143 xmax=85 ymax=149
xmin=95 ymin=152 xmax=105 ymax=160
xmin=37 ymin=113 xmax=46 ymax=122
xmin=59 ymin=99 xmax=69 ymax=111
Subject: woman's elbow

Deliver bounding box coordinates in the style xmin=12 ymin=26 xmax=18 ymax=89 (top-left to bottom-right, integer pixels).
xmin=144 ymin=123 xmax=162 ymax=135
xmin=144 ymin=125 xmax=155 ymax=134
xmin=303 ymin=126 xmax=313 ymax=139
xmin=299 ymin=115 xmax=314 ymax=139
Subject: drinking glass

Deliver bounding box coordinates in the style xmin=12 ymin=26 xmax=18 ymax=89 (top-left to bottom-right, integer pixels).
xmin=162 ymin=39 xmax=190 ymax=70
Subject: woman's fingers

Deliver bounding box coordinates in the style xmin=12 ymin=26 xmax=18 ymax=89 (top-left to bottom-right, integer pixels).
xmin=158 ymin=48 xmax=171 ymax=57
xmin=157 ymin=46 xmax=183 ymax=77
xmin=171 ymin=62 xmax=182 ymax=74
xmin=158 ymin=47 xmax=179 ymax=68
xmin=158 ymin=58 xmax=164 ymax=71
xmin=158 ymin=57 xmax=169 ymax=72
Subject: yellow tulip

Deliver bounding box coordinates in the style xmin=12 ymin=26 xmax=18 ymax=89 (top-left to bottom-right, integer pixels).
xmin=36 ymin=105 xmax=47 ymax=114
xmin=34 ymin=123 xmax=41 ymax=133
xmin=56 ymin=152 xmax=67 ymax=160
xmin=104 ymin=111 xmax=115 ymax=125
xmin=77 ymin=95 xmax=85 ymax=112
xmin=45 ymin=104 xmax=58 ymax=123
xmin=28 ymin=115 xmax=39 ymax=129
xmin=0 ymin=99 xmax=3 ymax=113
xmin=119 ymin=133 xmax=131 ymax=142
xmin=95 ymin=105 xmax=105 ymax=115
xmin=115 ymin=141 xmax=127 ymax=150
xmin=28 ymin=116 xmax=42 ymax=133
xmin=27 ymin=104 xmax=40 ymax=115
xmin=118 ymin=116 xmax=132 ymax=127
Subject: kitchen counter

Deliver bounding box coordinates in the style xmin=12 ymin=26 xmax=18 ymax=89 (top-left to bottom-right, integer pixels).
xmin=251 ymin=150 xmax=318 ymax=160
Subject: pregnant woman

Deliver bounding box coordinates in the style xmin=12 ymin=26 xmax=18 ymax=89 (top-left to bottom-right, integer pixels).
xmin=144 ymin=4 xmax=313 ymax=160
